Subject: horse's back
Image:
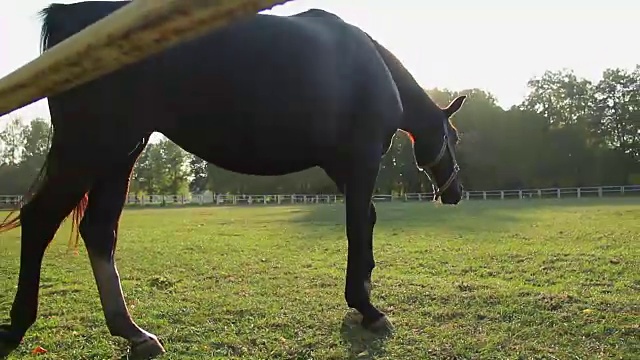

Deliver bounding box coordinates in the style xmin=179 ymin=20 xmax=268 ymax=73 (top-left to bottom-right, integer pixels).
xmin=154 ymin=9 xmax=365 ymax=111
xmin=46 ymin=5 xmax=402 ymax=175
xmin=155 ymin=10 xmax=398 ymax=151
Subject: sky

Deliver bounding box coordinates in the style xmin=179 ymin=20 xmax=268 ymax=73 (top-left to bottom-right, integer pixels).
xmin=0 ymin=0 xmax=638 ymax=125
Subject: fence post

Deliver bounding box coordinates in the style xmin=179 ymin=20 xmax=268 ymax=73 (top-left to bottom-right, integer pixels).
xmin=577 ymin=188 xmax=581 ymax=198
xmin=483 ymin=192 xmax=487 ymax=200
xmin=598 ymin=187 xmax=603 ymax=198
xmin=518 ymin=190 xmax=523 ymax=199
xmin=466 ymin=192 xmax=470 ymax=201
xmin=556 ymin=188 xmax=561 ymax=199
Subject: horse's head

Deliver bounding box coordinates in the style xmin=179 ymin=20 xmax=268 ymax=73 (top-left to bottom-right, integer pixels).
xmin=406 ymin=95 xmax=466 ymax=204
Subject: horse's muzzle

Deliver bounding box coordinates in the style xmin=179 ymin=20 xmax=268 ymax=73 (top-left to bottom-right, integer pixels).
xmin=440 ymin=182 xmax=463 ymax=205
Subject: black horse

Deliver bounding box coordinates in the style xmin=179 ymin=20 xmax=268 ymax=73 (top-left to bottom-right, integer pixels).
xmin=0 ymin=1 xmax=467 ymax=358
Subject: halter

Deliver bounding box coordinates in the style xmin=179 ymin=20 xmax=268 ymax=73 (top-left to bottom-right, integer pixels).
xmin=422 ymin=124 xmax=460 ymax=200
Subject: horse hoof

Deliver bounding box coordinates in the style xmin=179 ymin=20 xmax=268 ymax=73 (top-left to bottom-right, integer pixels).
xmin=0 ymin=341 xmax=18 ymax=359
xmin=129 ymin=337 xmax=166 ymax=360
xmin=362 ymin=315 xmax=394 ymax=335
xmin=0 ymin=325 xmax=22 ymax=358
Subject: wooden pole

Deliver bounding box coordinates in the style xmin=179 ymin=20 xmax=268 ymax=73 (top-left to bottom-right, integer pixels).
xmin=0 ymin=0 xmax=295 ymax=117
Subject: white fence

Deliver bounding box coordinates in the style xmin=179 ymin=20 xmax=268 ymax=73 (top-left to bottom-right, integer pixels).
xmin=1 ymin=185 xmax=638 ymax=208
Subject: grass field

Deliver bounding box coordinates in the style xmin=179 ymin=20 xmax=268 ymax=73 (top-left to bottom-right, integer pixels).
xmin=0 ymin=198 xmax=638 ymax=359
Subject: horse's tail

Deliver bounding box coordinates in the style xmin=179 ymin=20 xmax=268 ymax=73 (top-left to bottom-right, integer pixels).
xmin=0 ymin=3 xmax=102 ymax=250
xmin=0 ymin=6 xmax=54 ymax=235
xmin=0 ymin=154 xmax=48 ymax=231
xmin=0 ymin=136 xmax=89 ymax=255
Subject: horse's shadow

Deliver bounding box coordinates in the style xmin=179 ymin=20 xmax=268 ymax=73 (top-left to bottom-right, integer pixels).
xmin=339 ymin=311 xmax=392 ymax=359
xmin=113 ymin=311 xmax=393 ymax=360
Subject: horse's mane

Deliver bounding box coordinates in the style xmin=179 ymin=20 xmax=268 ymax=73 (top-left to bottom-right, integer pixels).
xmin=38 ymin=4 xmax=63 ymax=53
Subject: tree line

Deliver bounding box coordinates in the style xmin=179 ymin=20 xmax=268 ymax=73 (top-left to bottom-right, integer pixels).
xmin=1 ymin=67 xmax=638 ymax=196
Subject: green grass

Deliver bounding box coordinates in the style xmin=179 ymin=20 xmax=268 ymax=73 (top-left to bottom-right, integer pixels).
xmin=1 ymin=198 xmax=638 ymax=359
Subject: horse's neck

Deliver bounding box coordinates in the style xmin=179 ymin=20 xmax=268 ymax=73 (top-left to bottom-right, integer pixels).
xmin=367 ymin=36 xmax=442 ymax=133
xmin=397 ymin=85 xmax=443 ymax=134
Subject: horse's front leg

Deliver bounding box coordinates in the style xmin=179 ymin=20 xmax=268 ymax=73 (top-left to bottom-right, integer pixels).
xmin=324 ymin=168 xmax=377 ymax=300
xmin=343 ymin=162 xmax=393 ymax=333
xmin=364 ymin=202 xmax=377 ymax=298
xmin=78 ymin=159 xmax=164 ymax=360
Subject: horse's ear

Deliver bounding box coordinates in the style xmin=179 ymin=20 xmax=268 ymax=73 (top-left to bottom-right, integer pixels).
xmin=443 ymin=95 xmax=467 ymax=118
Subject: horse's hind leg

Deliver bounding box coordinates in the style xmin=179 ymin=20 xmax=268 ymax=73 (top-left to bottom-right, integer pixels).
xmin=78 ymin=150 xmax=165 ymax=359
xmin=0 ymin=167 xmax=92 ymax=355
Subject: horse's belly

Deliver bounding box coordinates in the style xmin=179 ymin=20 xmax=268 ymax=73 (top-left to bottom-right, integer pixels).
xmin=166 ymin=128 xmax=325 ymax=176
xmin=201 ymin=148 xmax=320 ymax=176
xmin=211 ymin=157 xmax=318 ymax=176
